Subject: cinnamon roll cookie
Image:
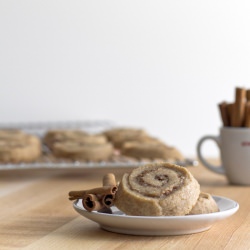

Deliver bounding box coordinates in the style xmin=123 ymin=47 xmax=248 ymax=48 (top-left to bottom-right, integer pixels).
xmin=189 ymin=192 xmax=219 ymax=215
xmin=43 ymin=130 xmax=89 ymax=149
xmin=121 ymin=141 xmax=184 ymax=161
xmin=0 ymin=133 xmax=41 ymax=163
xmin=43 ymin=130 xmax=107 ymax=149
xmin=52 ymin=141 xmax=114 ymax=161
xmin=0 ymin=129 xmax=26 ymax=140
xmin=114 ymin=163 xmax=200 ymax=216
xmin=103 ymin=127 xmax=149 ymax=149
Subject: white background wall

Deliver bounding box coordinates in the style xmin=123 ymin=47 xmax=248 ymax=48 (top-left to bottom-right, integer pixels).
xmin=1 ymin=1 xmax=250 ymax=157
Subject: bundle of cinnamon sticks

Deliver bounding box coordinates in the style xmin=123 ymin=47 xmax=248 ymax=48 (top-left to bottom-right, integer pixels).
xmin=68 ymin=173 xmax=117 ymax=213
xmin=218 ymin=87 xmax=250 ymax=127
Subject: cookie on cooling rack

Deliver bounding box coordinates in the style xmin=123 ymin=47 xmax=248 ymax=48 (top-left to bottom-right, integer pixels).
xmin=0 ymin=129 xmax=27 ymax=140
xmin=0 ymin=132 xmax=41 ymax=163
xmin=102 ymin=127 xmax=150 ymax=149
xmin=44 ymin=130 xmax=109 ymax=149
xmin=52 ymin=141 xmax=114 ymax=161
xmin=121 ymin=141 xmax=184 ymax=161
xmin=43 ymin=130 xmax=89 ymax=148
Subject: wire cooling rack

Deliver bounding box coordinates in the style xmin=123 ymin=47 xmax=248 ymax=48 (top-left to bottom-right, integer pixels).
xmin=0 ymin=120 xmax=198 ymax=170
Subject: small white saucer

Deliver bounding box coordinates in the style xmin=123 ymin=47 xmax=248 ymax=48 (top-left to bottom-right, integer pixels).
xmin=73 ymin=196 xmax=239 ymax=236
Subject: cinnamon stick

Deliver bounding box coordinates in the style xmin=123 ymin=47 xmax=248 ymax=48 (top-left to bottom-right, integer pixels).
xmin=69 ymin=173 xmax=118 ymax=213
xmin=82 ymin=194 xmax=104 ymax=212
xmin=244 ymin=102 xmax=250 ymax=127
xmin=226 ymin=103 xmax=234 ymax=127
xmin=102 ymin=194 xmax=115 ymax=208
xmin=218 ymin=102 xmax=230 ymax=126
xmin=68 ymin=186 xmax=117 ymax=201
xmin=102 ymin=174 xmax=117 ymax=207
xmin=103 ymin=173 xmax=117 ymax=187
xmin=246 ymin=89 xmax=250 ymax=101
xmin=232 ymin=87 xmax=246 ymax=127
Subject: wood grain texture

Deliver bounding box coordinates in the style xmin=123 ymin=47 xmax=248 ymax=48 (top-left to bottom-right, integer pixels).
xmin=0 ymin=163 xmax=249 ymax=250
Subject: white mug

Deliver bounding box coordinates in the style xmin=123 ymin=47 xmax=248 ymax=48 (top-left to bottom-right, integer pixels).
xmin=197 ymin=127 xmax=250 ymax=185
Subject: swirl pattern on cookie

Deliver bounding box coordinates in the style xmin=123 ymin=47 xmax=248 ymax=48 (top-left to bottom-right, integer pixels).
xmin=114 ymin=163 xmax=200 ymax=216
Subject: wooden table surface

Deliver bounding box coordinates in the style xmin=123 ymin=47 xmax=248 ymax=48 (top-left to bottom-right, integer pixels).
xmin=0 ymin=161 xmax=249 ymax=250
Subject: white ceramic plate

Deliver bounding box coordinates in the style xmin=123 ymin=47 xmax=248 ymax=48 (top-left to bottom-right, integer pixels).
xmin=73 ymin=196 xmax=239 ymax=236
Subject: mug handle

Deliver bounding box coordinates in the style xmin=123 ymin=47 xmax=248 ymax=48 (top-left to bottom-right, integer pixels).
xmin=197 ymin=135 xmax=225 ymax=175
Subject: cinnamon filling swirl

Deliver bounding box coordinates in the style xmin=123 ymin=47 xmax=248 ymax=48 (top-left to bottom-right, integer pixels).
xmin=130 ymin=167 xmax=186 ymax=198
xmin=114 ymin=162 xmax=200 ymax=216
